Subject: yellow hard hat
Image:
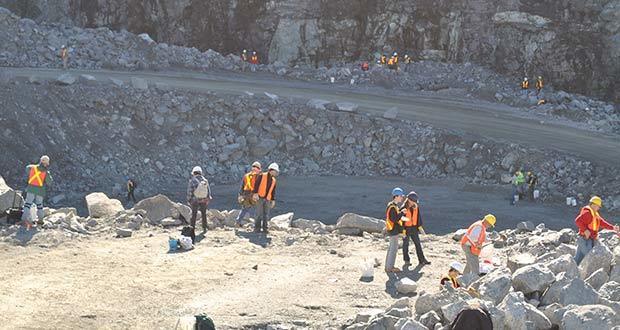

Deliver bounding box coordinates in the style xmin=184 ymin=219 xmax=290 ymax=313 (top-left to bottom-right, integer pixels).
xmin=483 ymin=214 xmax=496 ymax=227
xmin=590 ymin=196 xmax=602 ymax=207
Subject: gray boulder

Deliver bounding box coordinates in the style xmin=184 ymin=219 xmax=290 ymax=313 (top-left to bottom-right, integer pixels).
xmin=336 ymin=213 xmax=385 ymax=234
xmin=291 ymin=218 xmax=328 ymax=234
xmin=498 ymin=292 xmax=551 ymax=330
xmin=541 ymin=272 xmax=573 ymax=305
xmin=540 ymin=303 xmax=575 ymax=327
xmin=452 ymin=229 xmax=467 ymax=241
xmin=56 ymin=73 xmax=76 ymax=85
xmin=559 ymin=278 xmax=600 ymax=306
xmin=132 ymin=194 xmax=190 ymax=224
xmin=512 ymin=263 xmax=555 ymax=294
xmin=270 ymin=212 xmax=293 ymax=230
xmin=418 ymin=311 xmax=441 ymax=330
xmin=306 ymin=99 xmax=330 ymax=110
xmin=395 ymin=277 xmax=418 ymax=295
xmin=516 ymin=221 xmax=535 ymax=232
xmin=546 ymin=254 xmax=579 ymax=278
xmin=355 ymin=309 xmax=384 ymax=323
xmin=383 ymin=107 xmax=399 ymax=119
xmin=585 ymin=268 xmax=609 ymax=291
xmin=562 ymin=305 xmax=617 ymax=330
xmin=579 ymin=243 xmax=613 ymax=279
xmin=394 ymin=318 xmax=428 ymax=330
xmin=415 ymin=289 xmax=470 ymax=316
xmin=116 ymin=228 xmax=132 ymax=238
xmin=334 ymin=102 xmax=359 ymax=112
xmin=470 ymin=267 xmax=512 ymax=304
xmin=558 ymin=228 xmax=575 ymax=244
xmin=130 ymin=77 xmax=148 ymax=90
xmin=507 ymin=253 xmax=535 ymax=273
xmin=85 ymin=192 xmax=124 ymax=218
xmin=599 ymin=281 xmax=620 ymax=301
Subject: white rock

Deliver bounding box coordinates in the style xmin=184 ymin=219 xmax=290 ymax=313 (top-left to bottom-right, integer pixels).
xmin=132 ymin=194 xmax=190 ymax=224
xmin=270 ymin=212 xmax=294 ymax=230
xmin=116 ymin=228 xmax=132 ymax=238
xmin=470 ymin=267 xmax=512 ymax=304
xmin=558 ymin=278 xmax=600 ymax=306
xmin=306 ymin=99 xmax=330 ymax=110
xmin=56 ymin=73 xmax=76 ymax=85
xmin=85 ymin=192 xmax=124 ymax=218
xmin=335 ymin=102 xmax=359 ymax=112
xmin=561 ymin=305 xmax=617 ymax=330
xmin=545 ymin=254 xmax=579 ymax=278
xmin=598 ymin=281 xmax=620 ymax=302
xmin=395 ymin=277 xmax=418 ymax=294
xmin=336 ymin=213 xmax=385 ymax=234
xmin=383 ymin=107 xmax=399 ymax=119
xmin=511 ymin=263 xmax=555 ymax=294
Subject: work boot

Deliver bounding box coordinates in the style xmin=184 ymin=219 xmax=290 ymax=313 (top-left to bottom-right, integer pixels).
xmin=403 ymin=261 xmax=411 ymax=268
xmin=420 ymin=260 xmax=431 ymax=266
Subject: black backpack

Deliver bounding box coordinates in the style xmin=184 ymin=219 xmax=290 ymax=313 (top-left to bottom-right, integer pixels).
xmin=4 ymin=191 xmax=23 ymax=225
xmin=181 ymin=226 xmax=195 ymax=244
xmin=194 ymin=313 xmax=215 ymax=330
xmin=450 ymin=307 xmax=493 ymax=330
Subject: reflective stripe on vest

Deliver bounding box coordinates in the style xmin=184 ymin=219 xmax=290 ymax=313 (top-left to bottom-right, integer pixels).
xmin=257 ymin=173 xmax=276 ymax=200
xmin=522 ymin=81 xmax=529 ymax=89
xmin=536 ymin=80 xmax=543 ymax=89
xmin=242 ymin=173 xmax=255 ymax=191
xmin=28 ymin=165 xmax=46 ymax=187
xmin=460 ymin=221 xmax=486 ymax=256
xmin=583 ymin=206 xmax=600 ymax=232
xmin=442 ymin=276 xmax=459 ymax=288
xmin=403 ymin=204 xmax=419 ymax=227
xmin=385 ymin=202 xmax=399 ymax=231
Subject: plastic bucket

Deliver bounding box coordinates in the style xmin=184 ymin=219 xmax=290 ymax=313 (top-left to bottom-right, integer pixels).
xmin=566 ymin=197 xmax=572 ymax=206
xmin=168 ymin=238 xmax=178 ymax=252
xmin=533 ymin=190 xmax=540 ymax=199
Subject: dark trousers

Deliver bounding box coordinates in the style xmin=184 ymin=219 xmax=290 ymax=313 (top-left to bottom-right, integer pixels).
xmin=255 ymin=198 xmax=272 ymax=231
xmin=127 ymin=190 xmax=136 ymax=203
xmin=403 ymin=227 xmax=427 ymax=263
xmin=191 ymin=201 xmax=208 ymax=231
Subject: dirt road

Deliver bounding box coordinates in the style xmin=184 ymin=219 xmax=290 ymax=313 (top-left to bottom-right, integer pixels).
xmin=4 ymin=67 xmax=620 ymax=166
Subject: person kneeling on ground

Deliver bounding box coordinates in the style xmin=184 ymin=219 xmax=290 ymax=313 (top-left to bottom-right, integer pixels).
xmin=385 ymin=187 xmax=406 ymax=273
xmin=187 ymin=166 xmax=212 ymax=234
xmin=441 ymin=261 xmax=464 ymax=289
xmin=573 ymin=196 xmax=619 ymax=265
xmin=402 ymin=191 xmax=431 ymax=267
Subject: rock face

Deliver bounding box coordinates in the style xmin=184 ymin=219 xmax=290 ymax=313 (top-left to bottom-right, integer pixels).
xmin=0 ymin=175 xmax=22 ymax=212
xmin=85 ymin=192 xmax=124 ymax=218
xmin=561 ymin=305 xmax=617 ymax=330
xmin=470 ymin=267 xmax=512 ymax=304
xmin=1 ymin=0 xmax=617 ymax=101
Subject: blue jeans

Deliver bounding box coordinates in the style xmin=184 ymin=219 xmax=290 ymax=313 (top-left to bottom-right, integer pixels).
xmin=574 ymin=236 xmax=594 ymax=265
xmin=236 ymin=206 xmax=255 ymax=223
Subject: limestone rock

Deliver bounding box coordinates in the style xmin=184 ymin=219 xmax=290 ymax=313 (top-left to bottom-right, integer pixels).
xmin=585 ymin=268 xmax=609 ymax=291
xmin=395 ymin=277 xmax=418 ymax=295
xmin=270 ymin=212 xmax=294 ymax=230
xmin=579 ymin=243 xmax=613 ymax=279
xmin=470 ymin=267 xmax=512 ymax=304
xmin=541 ymin=272 xmax=573 ymax=306
xmin=56 ymin=73 xmax=76 ymax=85
xmin=561 ymin=305 xmax=617 ymax=330
xmin=336 ymin=213 xmax=385 ymax=234
xmin=558 ymin=278 xmax=600 ymax=306
xmin=414 ymin=289 xmax=470 ymax=316
xmin=85 ymin=192 xmax=124 ymax=218
xmin=598 ymin=281 xmax=620 ymax=302
xmin=116 ymin=228 xmax=132 ymax=238
xmin=132 ymin=194 xmax=190 ymax=224
xmin=130 ymin=77 xmax=148 ymax=90
xmin=545 ymin=254 xmax=579 ymax=278
xmin=507 ymin=253 xmax=535 ymax=273
xmin=394 ymin=318 xmax=427 ymax=330
xmin=0 ymin=176 xmax=22 ymax=213
xmin=511 ymin=263 xmax=555 ymax=294
xmin=418 ymin=311 xmax=441 ymax=330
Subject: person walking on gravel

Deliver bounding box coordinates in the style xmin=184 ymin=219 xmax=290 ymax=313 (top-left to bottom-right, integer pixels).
xmin=385 ymin=187 xmax=406 ymax=273
xmin=187 ymin=166 xmax=212 ymax=234
xmin=402 ymin=191 xmax=431 ymax=267
xmin=22 ymin=155 xmax=53 ymax=230
xmin=236 ymin=161 xmax=261 ymax=227
xmin=252 ymin=163 xmax=279 ymax=234
xmin=126 ymin=178 xmax=137 ymax=204
xmin=573 ymin=196 xmax=619 ymax=265
xmin=460 ymin=214 xmax=496 ymax=275
xmin=60 ymin=45 xmax=69 ymax=70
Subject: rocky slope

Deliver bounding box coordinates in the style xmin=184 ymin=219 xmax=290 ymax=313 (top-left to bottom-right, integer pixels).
xmin=0 ymin=0 xmax=618 ymax=102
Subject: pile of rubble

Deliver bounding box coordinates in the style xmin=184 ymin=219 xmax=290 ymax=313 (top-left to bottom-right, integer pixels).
xmin=1 ymin=76 xmax=619 ymax=213
xmin=342 ymin=222 xmax=620 ymax=330
xmin=0 ymin=6 xmax=617 ymax=135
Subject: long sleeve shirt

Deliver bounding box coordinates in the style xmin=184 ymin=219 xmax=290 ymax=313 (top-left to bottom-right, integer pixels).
xmin=575 ymin=206 xmax=614 ymax=240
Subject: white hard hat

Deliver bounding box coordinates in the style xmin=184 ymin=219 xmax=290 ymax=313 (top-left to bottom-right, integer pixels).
xmin=450 ymin=261 xmax=464 ymax=273
xmin=251 ymin=161 xmax=262 ymax=169
xmin=192 ymin=166 xmax=202 ymax=174
xmin=524 ymin=77 xmax=528 ymax=81
xmin=61 ymin=45 xmax=66 ymax=48
xmin=268 ymin=163 xmax=280 ymax=173
xmin=40 ymin=155 xmax=50 ymax=163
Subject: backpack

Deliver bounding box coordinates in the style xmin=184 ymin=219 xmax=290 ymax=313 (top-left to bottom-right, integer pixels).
xmin=193 ymin=178 xmax=210 ymax=199
xmin=181 ymin=226 xmax=195 ymax=244
xmin=194 ymin=314 xmax=215 ymax=330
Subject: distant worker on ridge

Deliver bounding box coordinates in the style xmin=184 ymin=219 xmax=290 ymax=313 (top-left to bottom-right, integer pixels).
xmin=521 ymin=77 xmax=529 ymax=97
xmin=526 ymin=171 xmax=538 ymax=201
xmin=535 ymin=76 xmax=544 ymax=96
xmin=249 ymin=51 xmax=259 ymax=72
xmin=127 ymin=178 xmax=137 ymax=204
xmin=60 ymin=45 xmax=69 ymax=70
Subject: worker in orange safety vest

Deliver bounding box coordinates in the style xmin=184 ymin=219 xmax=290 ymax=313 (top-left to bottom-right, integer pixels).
xmin=460 ymin=214 xmax=496 ymax=275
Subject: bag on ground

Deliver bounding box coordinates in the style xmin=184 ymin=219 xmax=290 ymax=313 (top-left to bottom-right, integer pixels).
xmin=194 ymin=313 xmax=215 ymax=330
xmin=181 ymin=226 xmax=195 ymax=243
xmin=179 ymin=236 xmax=193 ymax=250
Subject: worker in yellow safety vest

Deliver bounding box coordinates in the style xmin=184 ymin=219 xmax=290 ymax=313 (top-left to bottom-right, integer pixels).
xmin=21 ymin=155 xmax=54 ymax=229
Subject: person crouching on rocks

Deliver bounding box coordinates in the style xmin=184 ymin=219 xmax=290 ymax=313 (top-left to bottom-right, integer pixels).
xmin=385 ymin=187 xmax=406 ymax=273
xmin=441 ymin=261 xmax=464 ymax=289
xmin=187 ymin=166 xmax=212 ymax=234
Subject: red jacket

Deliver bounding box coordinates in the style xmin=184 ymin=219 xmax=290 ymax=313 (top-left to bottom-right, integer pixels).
xmin=575 ymin=206 xmax=613 ymax=239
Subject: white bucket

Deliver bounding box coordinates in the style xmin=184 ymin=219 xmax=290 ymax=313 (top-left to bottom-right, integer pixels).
xmin=571 ymin=198 xmax=577 ymax=207
xmin=350 ymin=79 xmax=355 ymax=85
xmin=330 ymin=77 xmax=335 ymax=83
xmin=566 ymin=197 xmax=572 ymax=206
xmin=513 ymin=195 xmax=519 ymax=203
xmin=533 ymin=190 xmax=540 ymax=199
xmin=360 ymin=259 xmax=375 ymax=278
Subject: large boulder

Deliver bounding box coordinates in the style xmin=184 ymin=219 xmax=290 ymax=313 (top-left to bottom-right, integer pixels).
xmin=56 ymin=73 xmax=76 ymax=85
xmin=270 ymin=212 xmax=293 ymax=230
xmin=585 ymin=268 xmax=609 ymax=291
xmin=561 ymin=305 xmax=617 ymax=330
xmin=511 ymin=263 xmax=555 ymax=294
xmin=498 ymin=292 xmax=551 ymax=330
xmin=395 ymin=277 xmax=418 ymax=295
xmin=598 ymin=281 xmax=620 ymax=302
xmin=470 ymin=267 xmax=512 ymax=304
xmin=0 ymin=176 xmax=22 ymax=213
xmin=132 ymin=194 xmax=190 ymax=224
xmin=579 ymin=243 xmax=613 ymax=279
xmin=507 ymin=253 xmax=535 ymax=272
xmin=418 ymin=311 xmax=441 ymax=329
xmin=336 ymin=213 xmax=385 ymax=234
xmin=414 ymin=289 xmax=470 ymax=316
xmin=85 ymin=192 xmax=124 ymax=218
xmin=545 ymin=254 xmax=579 ymax=279
xmin=541 ymin=272 xmax=573 ymax=305
xmin=291 ymin=218 xmax=329 ymax=234
xmin=393 ymin=318 xmax=427 ymax=330
xmin=558 ymin=278 xmax=600 ymax=306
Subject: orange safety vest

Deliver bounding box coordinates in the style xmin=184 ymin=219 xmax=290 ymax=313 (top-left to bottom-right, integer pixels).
xmin=256 ymin=173 xmax=276 ymax=200
xmin=403 ymin=204 xmax=419 ymax=227
xmin=380 ymin=56 xmax=386 ymax=65
xmin=460 ymin=220 xmax=486 ymax=256
xmin=441 ymin=275 xmax=460 ymax=288
xmin=521 ymin=80 xmax=529 ymax=89
xmin=536 ymin=79 xmax=543 ymax=90
xmin=250 ymin=55 xmax=258 ymax=64
xmin=583 ymin=205 xmax=601 ymax=233
xmin=242 ymin=172 xmax=257 ymax=192
xmin=60 ymin=49 xmax=68 ymax=59
xmin=387 ymin=57 xmax=395 ymax=65
xmin=28 ymin=165 xmax=47 ymax=187
xmin=385 ymin=202 xmax=400 ymax=231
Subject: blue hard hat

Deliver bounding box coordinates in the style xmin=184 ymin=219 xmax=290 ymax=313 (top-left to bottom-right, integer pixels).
xmin=407 ymin=191 xmax=418 ymax=202
xmin=392 ymin=187 xmax=405 ymax=196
